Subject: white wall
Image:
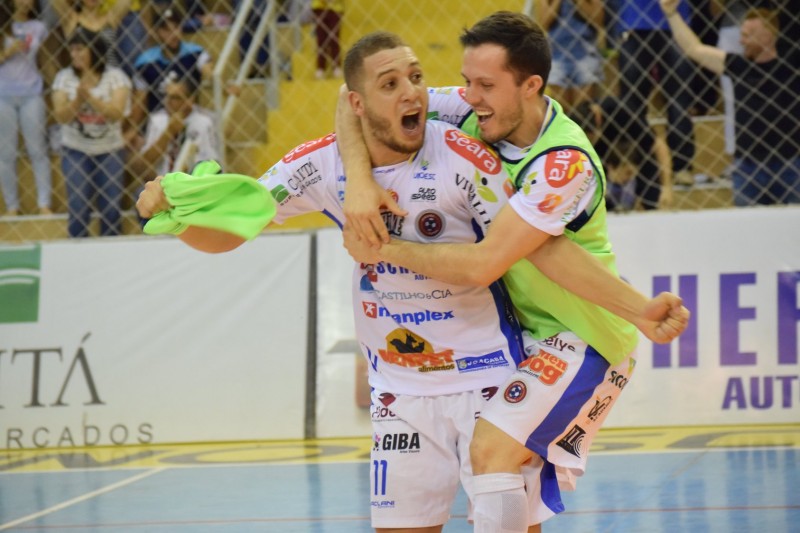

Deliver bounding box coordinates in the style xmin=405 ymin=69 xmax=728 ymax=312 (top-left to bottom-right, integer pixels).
xmin=0 ymin=235 xmax=310 ymax=448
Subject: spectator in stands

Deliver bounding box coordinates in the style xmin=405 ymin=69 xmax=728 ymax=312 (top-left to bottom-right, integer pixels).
xmin=113 ymin=0 xmax=148 ymax=76
xmin=615 ymin=0 xmax=697 ymax=187
xmin=52 ymin=0 xmax=132 ymax=70
xmin=535 ymin=0 xmax=604 ymax=114
xmin=572 ymin=95 xmax=674 ymax=210
xmin=132 ymin=74 xmax=219 ymax=177
xmin=661 ymin=0 xmax=799 ymax=205
xmin=51 ymin=27 xmax=131 ymax=237
xmin=129 ymin=6 xmax=214 ymax=146
xmin=0 ymin=0 xmax=52 ymax=216
xmin=312 ymin=0 xmax=344 ymax=79
xmin=153 ymin=0 xmax=214 ymax=35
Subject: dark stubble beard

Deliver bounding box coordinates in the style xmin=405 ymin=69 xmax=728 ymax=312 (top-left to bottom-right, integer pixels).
xmin=364 ymin=105 xmax=423 ymax=155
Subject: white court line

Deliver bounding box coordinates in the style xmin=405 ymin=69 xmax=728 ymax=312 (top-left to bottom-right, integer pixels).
xmin=0 ymin=467 xmax=166 ymax=531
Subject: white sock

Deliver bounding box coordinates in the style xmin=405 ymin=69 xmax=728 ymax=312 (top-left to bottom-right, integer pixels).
xmin=473 ymin=473 xmax=529 ymax=533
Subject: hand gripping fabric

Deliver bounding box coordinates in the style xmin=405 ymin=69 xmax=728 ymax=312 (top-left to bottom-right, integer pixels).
xmin=143 ymin=160 xmax=276 ymax=240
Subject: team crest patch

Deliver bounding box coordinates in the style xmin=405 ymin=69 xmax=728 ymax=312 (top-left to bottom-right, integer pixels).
xmin=415 ymin=210 xmax=445 ymax=239
xmin=503 ymin=381 xmax=527 ymax=403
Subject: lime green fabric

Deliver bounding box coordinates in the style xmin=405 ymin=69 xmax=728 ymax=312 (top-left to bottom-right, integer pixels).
xmin=143 ymin=162 xmax=276 ymax=240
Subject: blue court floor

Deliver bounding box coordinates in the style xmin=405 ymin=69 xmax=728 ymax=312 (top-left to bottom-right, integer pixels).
xmin=1 ymin=425 xmax=798 ymax=532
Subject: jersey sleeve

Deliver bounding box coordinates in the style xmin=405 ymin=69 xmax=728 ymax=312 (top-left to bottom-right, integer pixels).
xmin=508 ymin=148 xmax=600 ymax=236
xmin=256 ymin=133 xmax=343 ymax=225
xmin=427 ymin=86 xmax=473 ymax=128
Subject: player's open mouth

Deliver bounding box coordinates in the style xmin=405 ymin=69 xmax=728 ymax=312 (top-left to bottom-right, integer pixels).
xmin=401 ymin=111 xmax=422 ymax=134
xmin=476 ymin=110 xmax=493 ymax=125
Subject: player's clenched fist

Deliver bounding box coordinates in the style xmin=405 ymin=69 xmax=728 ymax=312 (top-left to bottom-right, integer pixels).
xmin=136 ymin=177 xmax=172 ymax=219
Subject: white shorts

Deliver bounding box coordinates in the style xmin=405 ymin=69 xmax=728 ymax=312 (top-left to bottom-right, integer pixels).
xmin=368 ymin=387 xmax=542 ymax=529
xmin=481 ymin=331 xmax=637 ymax=522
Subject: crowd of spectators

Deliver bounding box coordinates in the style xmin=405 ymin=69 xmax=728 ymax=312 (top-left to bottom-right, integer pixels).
xmin=0 ymin=0 xmax=797 ymax=235
xmin=0 ymin=0 xmax=222 ymax=236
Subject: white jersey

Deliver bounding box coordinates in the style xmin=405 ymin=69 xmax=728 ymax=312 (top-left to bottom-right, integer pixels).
xmin=258 ymin=120 xmax=525 ymax=396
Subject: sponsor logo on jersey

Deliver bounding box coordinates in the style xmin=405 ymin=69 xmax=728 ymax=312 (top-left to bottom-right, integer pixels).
xmin=413 ymin=159 xmax=436 ymax=180
xmin=416 ymin=210 xmax=445 ymax=239
xmin=543 ymin=334 xmax=576 ymax=352
xmin=444 ymin=129 xmax=501 ymax=175
xmin=371 ymin=404 xmax=399 ymax=421
xmin=378 ymin=393 xmax=396 ymax=406
xmin=556 ymin=425 xmax=586 ymax=458
xmin=371 ymin=500 xmax=396 ymax=508
xmin=519 ymin=349 xmax=568 ymax=385
xmin=373 ymin=432 xmax=421 ymax=453
xmin=503 ymin=381 xmax=527 ymax=403
xmin=378 ymin=328 xmax=455 ymax=369
xmin=538 ymin=193 xmax=562 ymax=214
xmin=362 ymin=302 xmax=455 ymax=325
xmin=608 ymin=370 xmax=629 ymax=390
xmin=374 ymin=262 xmax=411 ymax=275
xmin=287 ymin=160 xmax=322 ymax=193
xmin=410 ymin=187 xmax=437 ymax=201
xmin=544 ymin=149 xmax=591 ymax=188
xmin=456 ymin=350 xmax=509 ymax=373
xmin=269 ymin=184 xmax=290 ymax=204
xmin=382 ymin=212 xmax=404 ymax=237
xmin=374 ymin=289 xmax=452 ymax=301
xmin=587 ymin=395 xmax=613 ymax=422
xmin=481 ymin=386 xmax=499 ymax=401
xmin=282 ymin=132 xmax=336 ymax=163
xmin=455 ymin=173 xmax=492 ymax=227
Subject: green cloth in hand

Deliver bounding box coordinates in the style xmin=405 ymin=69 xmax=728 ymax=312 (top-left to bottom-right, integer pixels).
xmin=143 ymin=161 xmax=276 ymax=240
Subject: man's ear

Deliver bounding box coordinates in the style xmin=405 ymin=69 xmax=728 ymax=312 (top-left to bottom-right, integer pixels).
xmin=348 ymin=91 xmax=365 ymax=117
xmin=524 ymin=74 xmax=544 ymax=98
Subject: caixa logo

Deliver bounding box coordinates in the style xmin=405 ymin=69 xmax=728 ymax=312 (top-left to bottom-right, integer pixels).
xmin=281 ymin=132 xmax=336 ymax=163
xmin=374 ymin=432 xmax=421 ymax=452
xmin=444 ymin=129 xmax=501 ymax=175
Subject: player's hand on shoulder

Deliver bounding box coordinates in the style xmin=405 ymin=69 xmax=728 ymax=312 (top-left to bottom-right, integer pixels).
xmin=136 ymin=176 xmax=172 ymax=219
xmin=342 ymin=223 xmax=382 ymax=264
xmin=343 ymin=178 xmax=407 ymax=247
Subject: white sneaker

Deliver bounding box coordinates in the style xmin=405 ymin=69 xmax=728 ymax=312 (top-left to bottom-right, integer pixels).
xmin=332 ymin=67 xmax=342 ymax=78
xmin=315 ymin=69 xmax=325 ymax=80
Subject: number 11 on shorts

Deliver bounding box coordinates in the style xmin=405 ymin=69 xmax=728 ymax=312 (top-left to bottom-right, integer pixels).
xmin=373 ymin=459 xmax=388 ymax=496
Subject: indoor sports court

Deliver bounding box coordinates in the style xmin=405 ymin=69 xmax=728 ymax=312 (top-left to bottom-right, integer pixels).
xmin=2 ymin=425 xmax=799 ymax=532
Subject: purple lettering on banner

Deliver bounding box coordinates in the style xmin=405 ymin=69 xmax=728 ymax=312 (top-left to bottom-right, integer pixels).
xmin=720 ymin=273 xmax=757 ymax=366
xmin=678 ymin=275 xmax=698 ymax=367
xmin=652 ymin=276 xmax=671 ymax=368
xmin=749 ymin=376 xmax=774 ymax=409
xmin=652 ymin=275 xmax=697 ymax=368
xmin=722 ymin=377 xmax=745 ymax=409
xmin=777 ymin=271 xmax=800 ymax=365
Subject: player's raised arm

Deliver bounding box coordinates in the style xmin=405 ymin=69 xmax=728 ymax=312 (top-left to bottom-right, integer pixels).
xmin=136 ymin=177 xmax=246 ymax=253
xmin=337 ymin=84 xmax=407 ymax=247
xmin=529 ymin=237 xmax=689 ymax=343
